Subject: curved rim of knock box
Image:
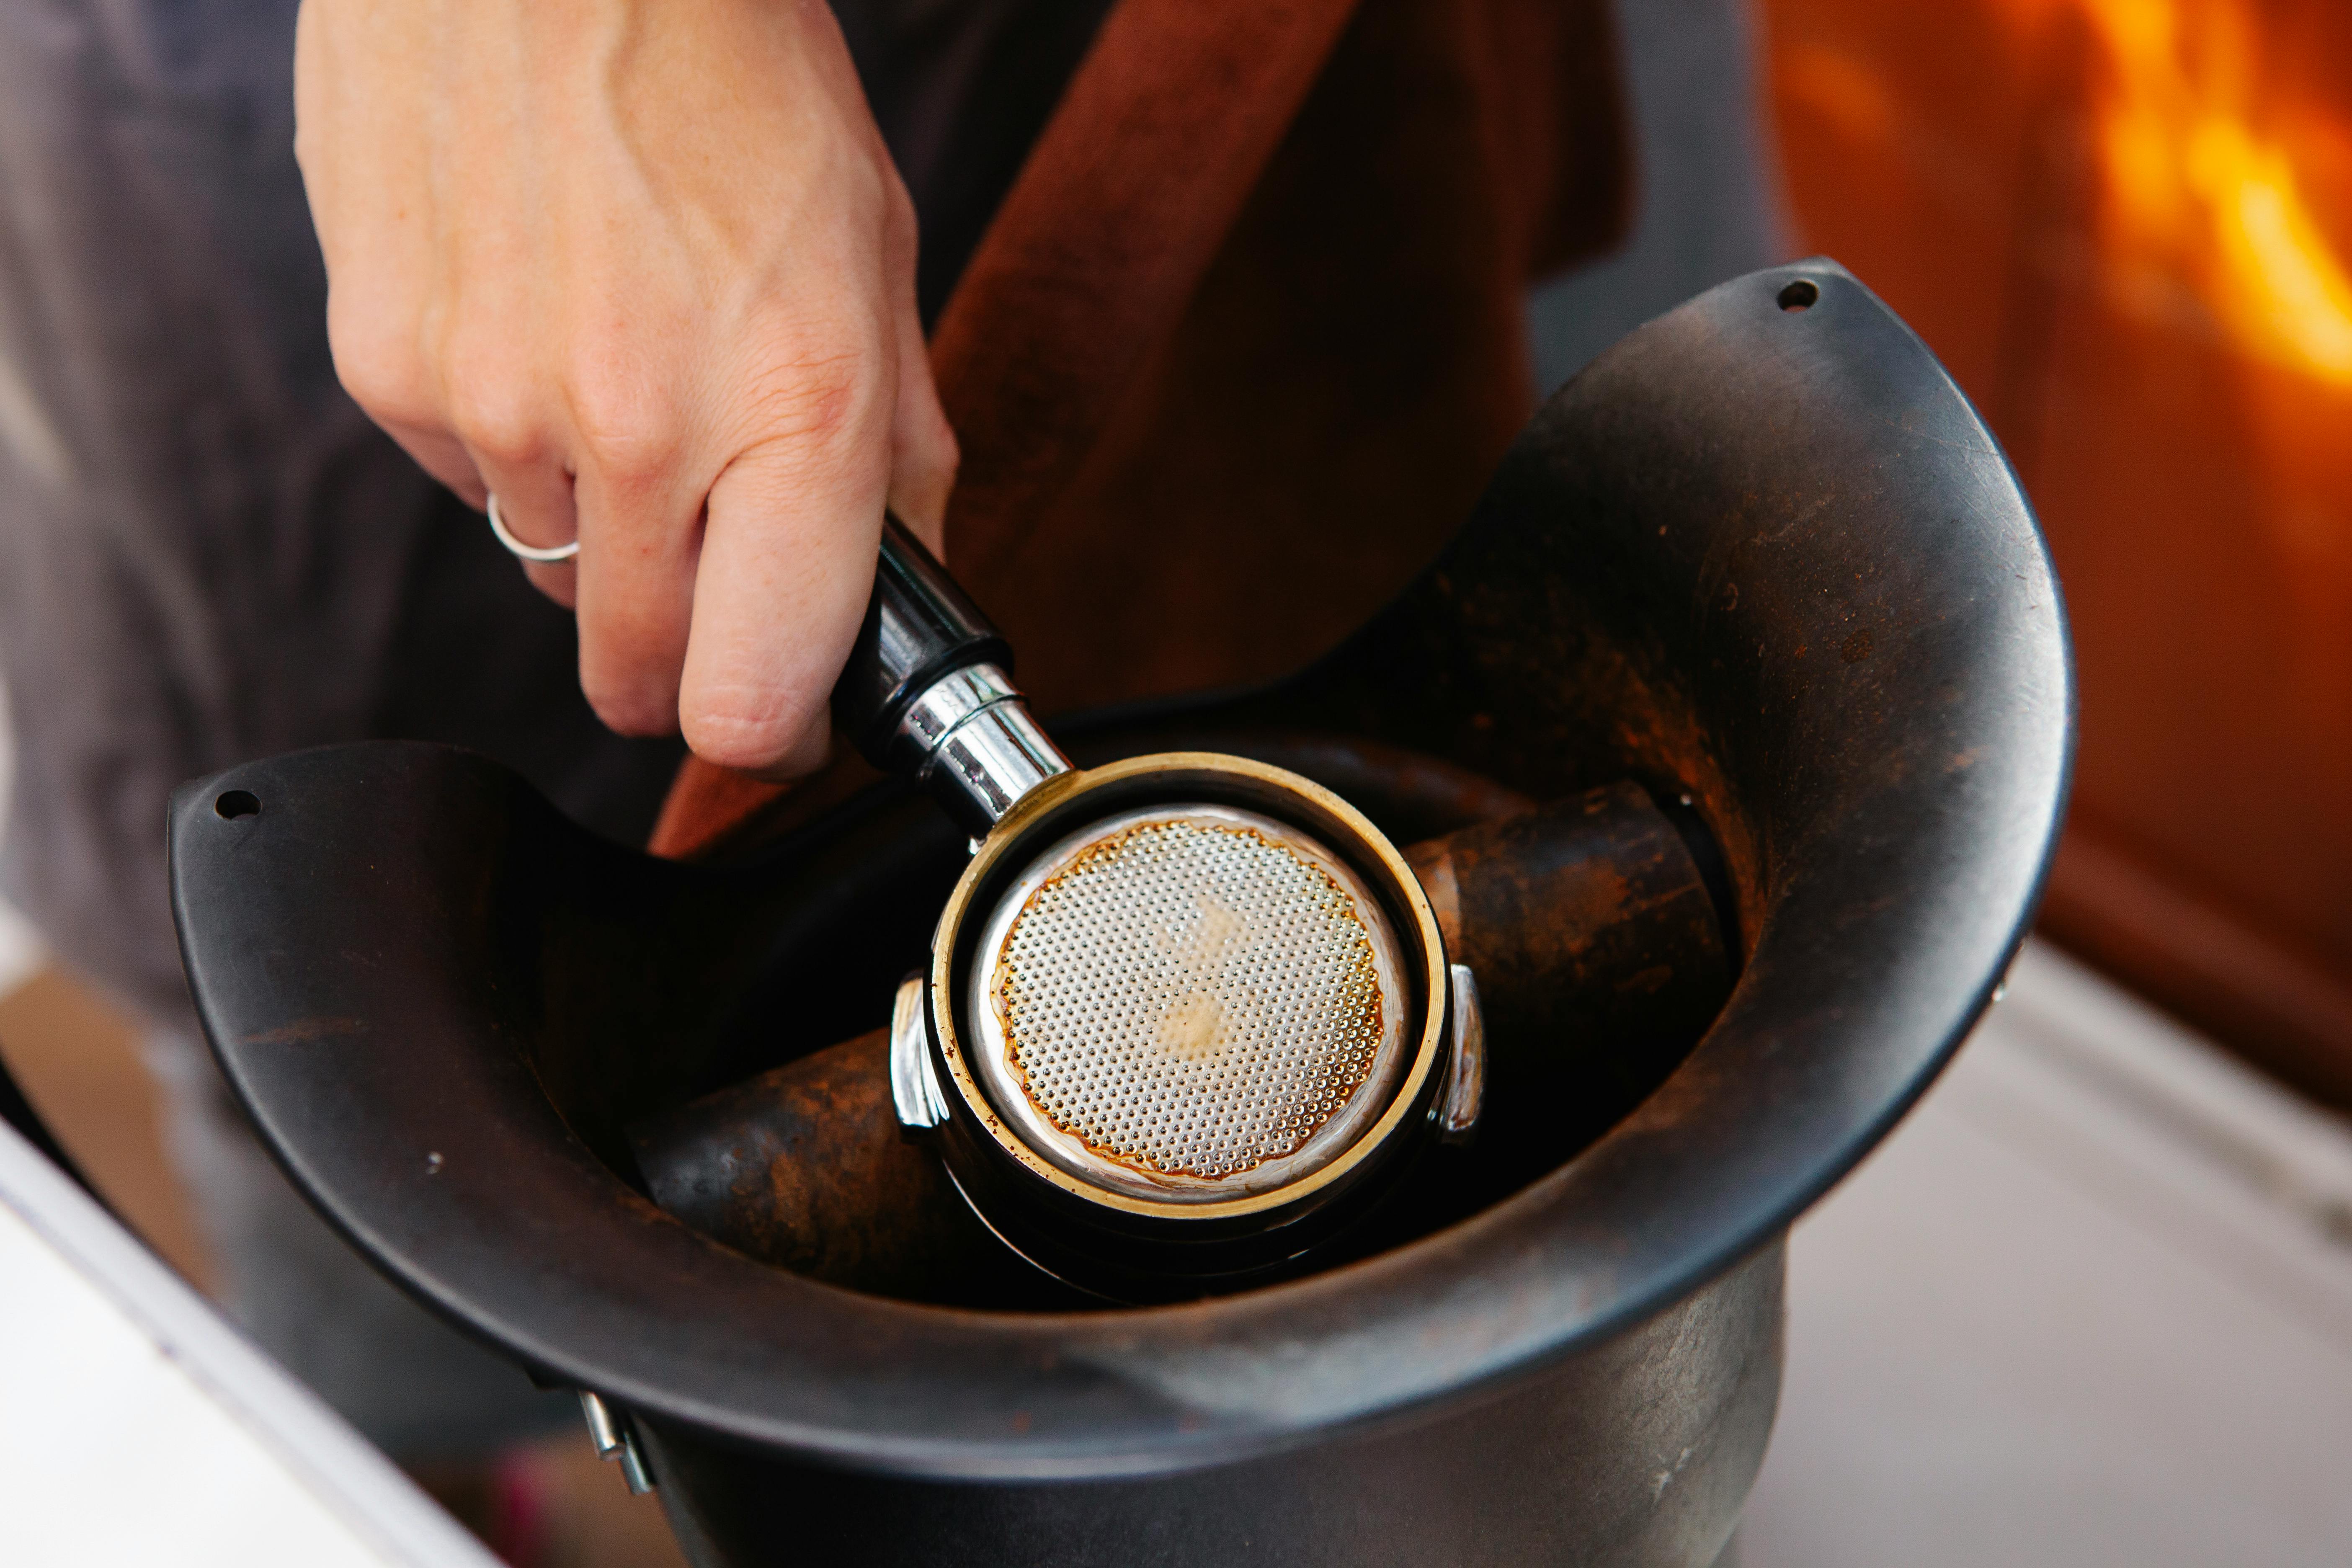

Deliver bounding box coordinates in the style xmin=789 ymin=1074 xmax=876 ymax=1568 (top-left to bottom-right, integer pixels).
xmin=170 ymin=260 xmax=2073 ymax=1483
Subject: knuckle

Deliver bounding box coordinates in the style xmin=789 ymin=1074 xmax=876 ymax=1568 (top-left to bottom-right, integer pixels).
xmin=441 ymin=362 xmax=544 ymax=469
xmin=326 ymin=312 xmax=430 ymax=429
xmin=440 ymin=322 xmax=552 ymax=463
xmin=737 ymin=339 xmax=886 ymax=454
xmin=570 ymin=382 xmax=682 ymax=494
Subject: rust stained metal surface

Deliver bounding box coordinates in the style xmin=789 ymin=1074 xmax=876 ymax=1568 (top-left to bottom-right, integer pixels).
xmin=629 ymin=1029 xmax=1070 ymax=1309
xmin=1406 ymin=780 xmax=1725 ymax=1049
xmin=630 ymin=776 xmax=1731 ymax=1304
xmin=1408 ymin=779 xmax=1732 ymax=1197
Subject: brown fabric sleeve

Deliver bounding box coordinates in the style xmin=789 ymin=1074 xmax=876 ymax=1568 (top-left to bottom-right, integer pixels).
xmin=930 ymin=0 xmax=1367 ymax=575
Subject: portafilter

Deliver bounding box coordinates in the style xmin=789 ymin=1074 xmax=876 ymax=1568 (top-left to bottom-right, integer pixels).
xmin=832 ymin=518 xmax=1480 ymax=1299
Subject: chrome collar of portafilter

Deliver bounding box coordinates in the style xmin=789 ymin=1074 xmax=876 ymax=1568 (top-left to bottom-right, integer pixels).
xmin=835 ymin=521 xmax=1075 ymax=834
xmin=833 ymin=518 xmax=1479 ymax=1300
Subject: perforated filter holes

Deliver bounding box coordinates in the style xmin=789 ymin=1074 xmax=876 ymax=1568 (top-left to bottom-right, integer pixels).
xmin=967 ymin=806 xmax=1411 ymax=1204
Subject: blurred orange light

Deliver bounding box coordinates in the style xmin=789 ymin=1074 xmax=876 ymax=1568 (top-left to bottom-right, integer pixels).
xmin=1777 ymin=42 xmax=1898 ymax=144
xmin=2058 ymin=0 xmax=2352 ymax=382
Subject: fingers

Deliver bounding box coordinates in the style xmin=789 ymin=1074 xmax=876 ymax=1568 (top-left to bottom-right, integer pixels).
xmin=437 ymin=323 xmax=587 ymax=609
xmin=297 ymin=0 xmax=952 ymax=772
xmin=769 ymin=707 xmax=836 ymax=780
xmin=567 ymin=394 xmax=700 ymax=735
xmin=882 ymin=181 xmax=958 ymax=556
xmin=885 ymin=300 xmax=958 ymax=556
xmin=677 ymin=358 xmax=897 ymax=775
xmin=477 ymin=459 xmax=583 ymax=610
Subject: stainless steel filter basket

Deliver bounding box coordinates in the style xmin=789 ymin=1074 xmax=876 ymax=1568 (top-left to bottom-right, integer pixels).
xmin=905 ymin=753 xmax=1466 ymax=1297
xmin=168 ymin=262 xmax=2073 ymax=1567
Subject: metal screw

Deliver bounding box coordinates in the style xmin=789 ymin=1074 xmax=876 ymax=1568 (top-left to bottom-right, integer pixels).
xmin=616 ymin=1432 xmax=657 ymax=1496
xmin=578 ymin=1390 xmax=656 ymax=1495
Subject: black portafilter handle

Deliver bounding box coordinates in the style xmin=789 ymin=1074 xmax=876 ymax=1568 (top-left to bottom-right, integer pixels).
xmin=830 ymin=516 xmax=1073 ymax=836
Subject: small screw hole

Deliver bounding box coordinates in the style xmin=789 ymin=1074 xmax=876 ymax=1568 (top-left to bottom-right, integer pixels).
xmin=1778 ymin=279 xmax=1818 ymax=312
xmin=215 ymin=790 xmax=261 ymax=821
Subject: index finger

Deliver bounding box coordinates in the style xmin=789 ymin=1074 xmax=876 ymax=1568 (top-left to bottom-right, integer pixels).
xmin=676 ymin=386 xmax=894 ymax=776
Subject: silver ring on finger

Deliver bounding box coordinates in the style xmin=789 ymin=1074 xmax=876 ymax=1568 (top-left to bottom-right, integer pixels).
xmin=486 ymin=493 xmax=580 ymax=563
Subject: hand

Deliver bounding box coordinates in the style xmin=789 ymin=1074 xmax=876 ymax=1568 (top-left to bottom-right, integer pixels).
xmin=295 ymin=0 xmax=957 ymax=776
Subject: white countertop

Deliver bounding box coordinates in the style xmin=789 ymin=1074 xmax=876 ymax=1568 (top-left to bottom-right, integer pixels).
xmin=0 ymin=1084 xmax=498 ymax=1566
xmin=1739 ymin=940 xmax=2352 ymax=1566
